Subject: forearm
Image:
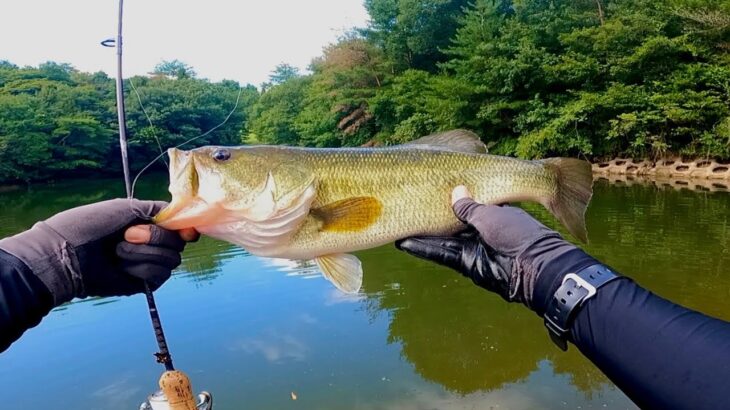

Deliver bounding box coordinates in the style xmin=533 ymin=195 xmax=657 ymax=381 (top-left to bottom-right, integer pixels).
xmin=0 ymin=249 xmax=54 ymax=352
xmin=532 ymin=250 xmax=730 ymax=409
xmin=571 ymin=278 xmax=730 ymax=409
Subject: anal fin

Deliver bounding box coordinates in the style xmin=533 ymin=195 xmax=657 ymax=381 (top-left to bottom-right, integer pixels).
xmin=315 ymin=254 xmax=363 ymax=294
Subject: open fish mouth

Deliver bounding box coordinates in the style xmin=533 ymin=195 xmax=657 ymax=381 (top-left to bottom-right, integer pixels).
xmin=153 ymin=196 xmax=212 ymax=230
xmin=153 ymin=147 xmax=216 ymax=230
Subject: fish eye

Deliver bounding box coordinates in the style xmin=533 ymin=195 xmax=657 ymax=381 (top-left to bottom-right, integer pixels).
xmin=212 ymin=148 xmax=231 ymax=162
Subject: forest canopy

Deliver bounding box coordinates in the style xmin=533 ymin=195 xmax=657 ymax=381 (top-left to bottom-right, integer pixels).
xmin=1 ymin=0 xmax=729 ymax=184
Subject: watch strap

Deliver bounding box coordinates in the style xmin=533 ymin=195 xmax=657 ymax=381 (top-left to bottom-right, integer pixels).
xmin=544 ymin=264 xmax=619 ymax=350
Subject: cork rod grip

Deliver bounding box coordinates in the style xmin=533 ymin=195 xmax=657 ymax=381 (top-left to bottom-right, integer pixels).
xmin=159 ymin=370 xmax=198 ymax=410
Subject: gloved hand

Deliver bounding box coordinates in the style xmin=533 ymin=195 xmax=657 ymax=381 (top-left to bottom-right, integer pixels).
xmin=396 ymin=186 xmax=597 ymax=313
xmin=0 ymin=199 xmax=198 ymax=305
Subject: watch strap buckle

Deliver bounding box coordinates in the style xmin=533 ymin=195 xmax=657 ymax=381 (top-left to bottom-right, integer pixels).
xmin=543 ymin=264 xmax=619 ymax=351
xmin=562 ymin=273 xmax=597 ymax=302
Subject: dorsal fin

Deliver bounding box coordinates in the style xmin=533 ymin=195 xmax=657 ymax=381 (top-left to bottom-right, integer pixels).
xmin=403 ymin=129 xmax=487 ymax=154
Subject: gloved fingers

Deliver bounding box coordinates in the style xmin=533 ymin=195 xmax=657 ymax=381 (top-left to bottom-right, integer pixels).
xmin=124 ymin=225 xmax=187 ymax=252
xmin=452 ymin=197 xmax=506 ymax=226
xmin=451 ymin=188 xmax=559 ymax=254
xmin=147 ymin=225 xmax=187 ymax=251
xmin=117 ymin=239 xmax=178 ymax=290
xmin=106 ymin=275 xmax=148 ymax=296
xmin=396 ymin=236 xmax=468 ymax=272
xmin=396 ymin=236 xmax=466 ymax=255
xmin=455 ymin=226 xmax=479 ymax=239
xmin=451 ymin=185 xmax=472 ymax=205
xmin=127 ymin=199 xmax=170 ymax=222
xmin=80 ymin=269 xmax=148 ymax=297
xmin=451 ymin=186 xmax=508 ymax=230
xmin=116 ymin=242 xmax=182 ymax=269
xmin=40 ymin=199 xmax=171 ymax=247
xmin=120 ymin=262 xmax=173 ymax=290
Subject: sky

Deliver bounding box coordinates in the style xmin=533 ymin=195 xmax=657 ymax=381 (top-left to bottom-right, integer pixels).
xmin=0 ymin=0 xmax=370 ymax=85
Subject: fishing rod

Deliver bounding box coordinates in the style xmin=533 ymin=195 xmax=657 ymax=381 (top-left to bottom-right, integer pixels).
xmin=101 ymin=1 xmax=211 ymax=408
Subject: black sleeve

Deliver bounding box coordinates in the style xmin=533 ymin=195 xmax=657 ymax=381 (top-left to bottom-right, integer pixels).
xmin=532 ymin=250 xmax=730 ymax=409
xmin=0 ymin=249 xmax=54 ymax=352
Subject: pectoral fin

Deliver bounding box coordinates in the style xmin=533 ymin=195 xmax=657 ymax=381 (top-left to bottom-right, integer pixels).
xmin=315 ymin=254 xmax=363 ymax=294
xmin=311 ymin=197 xmax=382 ymax=232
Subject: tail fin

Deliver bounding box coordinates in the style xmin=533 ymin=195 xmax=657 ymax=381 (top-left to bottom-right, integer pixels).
xmin=540 ymin=158 xmax=593 ymax=243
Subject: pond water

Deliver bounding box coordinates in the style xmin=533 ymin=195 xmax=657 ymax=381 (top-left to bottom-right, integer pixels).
xmin=1 ymin=175 xmax=728 ymax=409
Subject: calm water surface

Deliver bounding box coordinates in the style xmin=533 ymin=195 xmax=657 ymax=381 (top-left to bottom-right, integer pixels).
xmin=1 ymin=175 xmax=728 ymax=409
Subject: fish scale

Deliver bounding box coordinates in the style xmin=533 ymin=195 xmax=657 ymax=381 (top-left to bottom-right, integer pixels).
xmin=282 ymin=148 xmax=556 ymax=259
xmin=154 ymin=130 xmax=592 ymax=293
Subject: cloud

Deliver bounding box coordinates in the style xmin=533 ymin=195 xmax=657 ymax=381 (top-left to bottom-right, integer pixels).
xmin=324 ymin=288 xmax=366 ymax=306
xmin=230 ymin=329 xmax=309 ymax=363
xmin=263 ymin=258 xmax=320 ymax=278
xmin=353 ymin=361 xmax=632 ymax=410
xmin=92 ymin=375 xmax=144 ymax=410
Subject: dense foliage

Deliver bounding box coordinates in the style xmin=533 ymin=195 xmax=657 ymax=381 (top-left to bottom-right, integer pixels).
xmin=248 ymin=0 xmax=730 ymax=159
xmin=0 ymin=61 xmax=257 ymax=183
xmin=1 ymin=0 xmax=729 ymax=184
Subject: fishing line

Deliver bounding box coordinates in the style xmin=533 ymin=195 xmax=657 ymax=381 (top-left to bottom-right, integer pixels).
xmin=129 ymin=86 xmax=243 ymax=200
xmin=128 ymin=77 xmax=168 ymax=168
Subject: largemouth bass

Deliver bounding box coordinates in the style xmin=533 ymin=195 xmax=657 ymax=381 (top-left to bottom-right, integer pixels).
xmin=153 ymin=130 xmax=592 ymax=293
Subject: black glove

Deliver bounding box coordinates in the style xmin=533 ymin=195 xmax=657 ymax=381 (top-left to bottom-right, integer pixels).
xmin=396 ymin=229 xmax=515 ymax=301
xmin=0 ymin=199 xmax=194 ymax=305
xmin=397 ymin=187 xmax=592 ymax=311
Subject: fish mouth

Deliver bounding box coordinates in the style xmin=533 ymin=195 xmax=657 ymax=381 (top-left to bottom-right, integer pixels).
xmin=153 ymin=147 xmax=211 ymax=230
xmin=152 ymin=196 xmax=211 ymax=230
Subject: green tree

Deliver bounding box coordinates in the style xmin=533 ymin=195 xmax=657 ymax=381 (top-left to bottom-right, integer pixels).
xmin=369 ymin=69 xmax=473 ymax=144
xmin=294 ymin=38 xmax=388 ymax=146
xmin=364 ymin=0 xmax=471 ymax=71
xmin=0 ymin=61 xmax=258 ymax=184
xmin=152 ymin=60 xmax=197 ymax=79
xmin=125 ymin=76 xmax=258 ymax=169
xmin=246 ymin=76 xmax=310 ymax=145
xmin=439 ymin=0 xmax=730 ymax=158
xmin=4 ymin=0 xmax=730 ymax=184
xmin=269 ymin=63 xmax=301 ymax=85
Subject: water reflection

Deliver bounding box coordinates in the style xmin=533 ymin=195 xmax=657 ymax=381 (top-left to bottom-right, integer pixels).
xmin=358 ymin=247 xmax=608 ymax=395
xmin=230 ymin=329 xmax=310 ymax=363
xmin=0 ymin=175 xmax=167 ymax=237
xmin=177 ymin=237 xmax=244 ymax=283
xmin=1 ymin=175 xmax=728 ymax=409
xmin=353 ymin=179 xmax=730 ymax=398
xmin=537 ymin=180 xmax=730 ymax=320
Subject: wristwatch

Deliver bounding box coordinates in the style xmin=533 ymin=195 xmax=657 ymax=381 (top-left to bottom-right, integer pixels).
xmin=544 ymin=264 xmax=620 ymax=350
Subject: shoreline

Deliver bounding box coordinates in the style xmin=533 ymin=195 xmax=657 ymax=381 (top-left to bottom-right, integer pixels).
xmin=592 ymin=158 xmax=730 ymax=192
xmin=592 ymin=158 xmax=730 ymax=180
xmin=593 ymin=173 xmax=729 ymax=193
